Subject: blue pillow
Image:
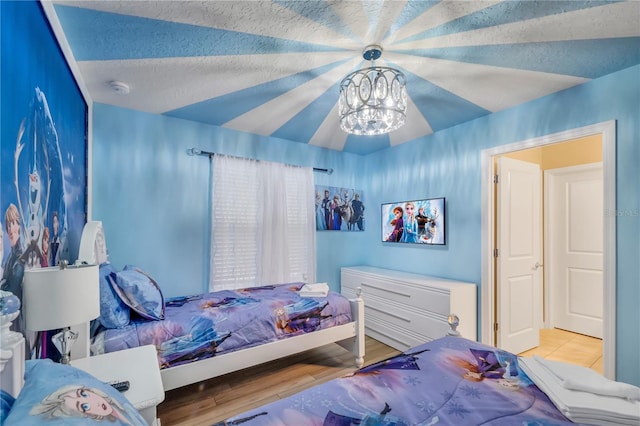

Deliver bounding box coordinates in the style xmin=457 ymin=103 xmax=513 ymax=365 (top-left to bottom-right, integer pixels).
xmin=4 ymin=359 xmax=146 ymax=425
xmin=113 ymin=266 xmax=165 ymax=321
xmin=0 ymin=390 xmax=15 ymax=424
xmin=98 ymin=263 xmax=130 ymax=329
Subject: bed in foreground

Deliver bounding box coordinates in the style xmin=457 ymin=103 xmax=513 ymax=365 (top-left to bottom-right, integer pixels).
xmin=215 ymin=335 xmax=640 ymax=426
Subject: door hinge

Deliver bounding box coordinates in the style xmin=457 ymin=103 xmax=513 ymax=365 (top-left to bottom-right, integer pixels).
xmin=494 ymin=323 xmax=499 ymax=332
xmin=493 ymin=174 xmax=499 ymax=184
xmin=493 ymin=248 xmax=499 ymax=258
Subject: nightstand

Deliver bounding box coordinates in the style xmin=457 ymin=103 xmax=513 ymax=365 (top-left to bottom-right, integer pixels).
xmin=71 ymin=345 xmax=164 ymax=426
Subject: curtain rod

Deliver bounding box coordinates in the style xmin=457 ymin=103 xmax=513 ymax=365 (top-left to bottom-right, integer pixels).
xmin=186 ymin=147 xmax=334 ymax=175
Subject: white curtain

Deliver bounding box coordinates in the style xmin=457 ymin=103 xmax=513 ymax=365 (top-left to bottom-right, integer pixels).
xmin=209 ymin=155 xmax=316 ymax=291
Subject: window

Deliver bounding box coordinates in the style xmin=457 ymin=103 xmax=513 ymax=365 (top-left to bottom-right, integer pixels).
xmin=210 ymin=155 xmax=315 ymax=291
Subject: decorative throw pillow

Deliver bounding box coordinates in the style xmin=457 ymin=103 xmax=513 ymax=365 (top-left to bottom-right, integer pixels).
xmin=113 ymin=266 xmax=165 ymax=321
xmin=4 ymin=359 xmax=146 ymax=425
xmin=98 ymin=263 xmax=130 ymax=329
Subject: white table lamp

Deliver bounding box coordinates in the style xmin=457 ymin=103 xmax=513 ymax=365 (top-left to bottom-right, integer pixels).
xmin=23 ymin=261 xmax=99 ymax=364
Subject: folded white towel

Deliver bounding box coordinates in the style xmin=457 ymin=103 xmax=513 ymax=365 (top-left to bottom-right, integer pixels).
xmin=563 ymin=375 xmax=640 ymax=402
xmin=520 ymin=356 xmax=640 ymax=426
xmin=299 ymin=282 xmax=329 ymax=297
xmin=534 ymin=356 xmax=640 ymax=401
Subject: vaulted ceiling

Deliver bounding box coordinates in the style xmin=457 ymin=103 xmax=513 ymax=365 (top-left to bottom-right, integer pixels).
xmin=52 ymin=1 xmax=640 ymax=155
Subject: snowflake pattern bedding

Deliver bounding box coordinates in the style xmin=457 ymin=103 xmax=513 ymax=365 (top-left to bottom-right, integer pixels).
xmin=216 ymin=336 xmax=578 ymax=426
xmin=92 ymin=283 xmax=353 ymax=369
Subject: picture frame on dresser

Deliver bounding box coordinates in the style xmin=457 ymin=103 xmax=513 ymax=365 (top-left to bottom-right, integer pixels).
xmin=382 ymin=197 xmax=445 ymax=245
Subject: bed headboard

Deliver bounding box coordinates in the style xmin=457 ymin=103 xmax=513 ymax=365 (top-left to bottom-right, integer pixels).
xmin=77 ymin=221 xmax=108 ymax=266
xmin=69 ymin=221 xmax=108 ymax=360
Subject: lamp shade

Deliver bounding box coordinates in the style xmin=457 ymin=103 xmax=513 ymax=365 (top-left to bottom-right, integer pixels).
xmin=23 ymin=265 xmax=99 ymax=331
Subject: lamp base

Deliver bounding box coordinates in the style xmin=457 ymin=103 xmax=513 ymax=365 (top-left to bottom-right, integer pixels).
xmin=52 ymin=327 xmax=78 ymax=364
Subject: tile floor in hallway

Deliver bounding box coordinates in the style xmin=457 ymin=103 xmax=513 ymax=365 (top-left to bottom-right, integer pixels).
xmin=518 ymin=328 xmax=603 ymax=374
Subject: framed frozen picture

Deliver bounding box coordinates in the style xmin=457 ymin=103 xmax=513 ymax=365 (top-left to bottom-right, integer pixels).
xmin=382 ymin=197 xmax=445 ymax=245
xmin=315 ymin=186 xmax=365 ymax=231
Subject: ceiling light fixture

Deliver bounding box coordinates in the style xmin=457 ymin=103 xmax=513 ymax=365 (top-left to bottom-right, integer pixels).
xmin=338 ymin=44 xmax=407 ymax=136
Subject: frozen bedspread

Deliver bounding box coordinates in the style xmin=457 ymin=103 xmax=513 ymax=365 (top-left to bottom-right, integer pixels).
xmin=92 ymin=283 xmax=352 ymax=369
xmin=218 ymin=336 xmax=580 ymax=426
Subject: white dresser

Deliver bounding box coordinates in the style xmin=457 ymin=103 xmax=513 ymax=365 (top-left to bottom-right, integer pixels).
xmin=341 ymin=266 xmax=477 ymax=351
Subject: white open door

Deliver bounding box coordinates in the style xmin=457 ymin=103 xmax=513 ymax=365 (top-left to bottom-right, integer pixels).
xmin=497 ymin=157 xmax=542 ymax=354
xmin=546 ymin=163 xmax=603 ymax=338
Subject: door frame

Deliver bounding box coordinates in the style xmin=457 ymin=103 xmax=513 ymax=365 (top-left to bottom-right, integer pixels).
xmin=480 ymin=120 xmax=616 ymax=379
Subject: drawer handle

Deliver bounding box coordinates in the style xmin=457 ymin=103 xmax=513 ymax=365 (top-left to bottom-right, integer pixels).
xmin=368 ymin=305 xmax=411 ymax=323
xmin=360 ymin=282 xmax=411 ymax=298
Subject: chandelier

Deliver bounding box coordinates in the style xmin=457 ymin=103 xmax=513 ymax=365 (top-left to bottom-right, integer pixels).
xmin=338 ymin=45 xmax=407 ymax=136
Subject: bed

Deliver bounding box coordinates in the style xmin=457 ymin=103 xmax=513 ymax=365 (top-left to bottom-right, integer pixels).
xmin=214 ymin=332 xmax=640 ymax=426
xmin=77 ymin=222 xmax=365 ymax=392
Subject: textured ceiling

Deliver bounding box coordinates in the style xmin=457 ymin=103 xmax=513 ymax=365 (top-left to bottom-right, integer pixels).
xmin=52 ymin=0 xmax=640 ymax=155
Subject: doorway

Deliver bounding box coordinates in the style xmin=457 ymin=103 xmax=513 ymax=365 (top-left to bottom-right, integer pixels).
xmin=546 ymin=162 xmax=604 ymax=338
xmin=494 ymin=142 xmax=603 ymax=356
xmin=480 ymin=121 xmax=617 ymax=380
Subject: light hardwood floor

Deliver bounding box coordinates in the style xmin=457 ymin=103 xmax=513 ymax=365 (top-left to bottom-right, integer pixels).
xmin=157 ymin=336 xmax=400 ymax=425
xmin=518 ymin=327 xmax=603 ymax=374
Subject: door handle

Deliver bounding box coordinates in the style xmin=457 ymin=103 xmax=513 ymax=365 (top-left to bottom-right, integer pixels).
xmin=533 ymin=262 xmax=543 ymax=270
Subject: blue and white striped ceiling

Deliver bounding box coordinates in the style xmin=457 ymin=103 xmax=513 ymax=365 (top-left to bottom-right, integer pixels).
xmin=52 ymin=0 xmax=640 ymax=155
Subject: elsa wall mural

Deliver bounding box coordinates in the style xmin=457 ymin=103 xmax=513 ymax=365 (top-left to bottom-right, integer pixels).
xmin=0 ymin=1 xmax=88 ymax=347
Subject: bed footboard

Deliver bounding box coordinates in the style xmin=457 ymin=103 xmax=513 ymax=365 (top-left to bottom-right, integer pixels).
xmin=161 ymin=322 xmax=360 ymax=391
xmin=336 ymin=286 xmax=365 ymax=367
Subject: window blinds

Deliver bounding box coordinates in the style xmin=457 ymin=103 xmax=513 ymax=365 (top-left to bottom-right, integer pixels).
xmin=210 ymin=155 xmax=315 ymax=291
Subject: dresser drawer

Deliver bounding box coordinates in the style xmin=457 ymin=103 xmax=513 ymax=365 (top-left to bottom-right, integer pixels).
xmin=341 ymin=266 xmax=477 ymax=350
xmin=343 ymin=269 xmax=452 ymax=316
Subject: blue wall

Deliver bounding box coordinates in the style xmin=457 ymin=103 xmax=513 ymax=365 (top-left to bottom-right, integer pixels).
xmin=361 ymin=65 xmax=640 ymax=386
xmin=92 ymin=65 xmax=639 ymax=386
xmin=91 ymin=104 xmax=365 ymax=297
